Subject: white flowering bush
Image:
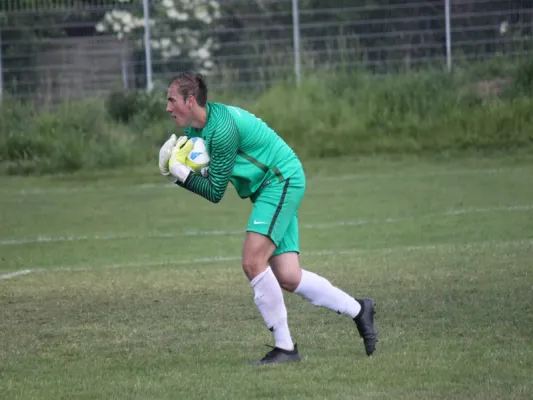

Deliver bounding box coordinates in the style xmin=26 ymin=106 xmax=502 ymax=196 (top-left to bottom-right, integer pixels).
xmin=96 ymin=0 xmax=221 ymax=75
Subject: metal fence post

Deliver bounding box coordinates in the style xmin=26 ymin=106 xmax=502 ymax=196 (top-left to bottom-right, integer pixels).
xmin=0 ymin=0 xmax=3 ymax=102
xmin=121 ymin=41 xmax=128 ymax=91
xmin=292 ymin=0 xmax=301 ymax=86
xmin=142 ymin=0 xmax=153 ymax=91
xmin=444 ymin=0 xmax=452 ymax=71
xmin=0 ymin=30 xmax=3 ymax=102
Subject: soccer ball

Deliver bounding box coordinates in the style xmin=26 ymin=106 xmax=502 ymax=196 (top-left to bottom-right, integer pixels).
xmin=185 ymin=137 xmax=210 ymax=176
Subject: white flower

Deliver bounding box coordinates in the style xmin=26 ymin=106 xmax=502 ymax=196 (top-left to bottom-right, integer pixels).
xmin=499 ymin=21 xmax=509 ymax=35
xmin=122 ymin=12 xmax=133 ymax=27
xmin=95 ymin=22 xmax=105 ymax=32
xmin=194 ymin=7 xmax=208 ymax=22
xmin=167 ymin=9 xmax=188 ymax=21
xmin=170 ymin=45 xmax=182 ymax=57
xmin=197 ymin=47 xmax=210 ymax=60
xmin=162 ymin=45 xmax=182 ymax=59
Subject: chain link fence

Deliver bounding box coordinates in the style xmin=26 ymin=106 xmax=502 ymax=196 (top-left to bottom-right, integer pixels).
xmin=1 ymin=0 xmax=531 ymax=105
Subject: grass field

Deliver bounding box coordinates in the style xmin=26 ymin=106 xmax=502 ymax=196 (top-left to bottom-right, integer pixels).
xmin=1 ymin=155 xmax=533 ymax=400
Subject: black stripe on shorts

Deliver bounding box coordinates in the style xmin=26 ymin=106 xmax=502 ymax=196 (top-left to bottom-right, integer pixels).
xmin=267 ymin=178 xmax=291 ymax=238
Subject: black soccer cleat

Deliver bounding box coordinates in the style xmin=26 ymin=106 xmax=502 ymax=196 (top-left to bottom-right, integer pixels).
xmin=353 ymin=297 xmax=378 ymax=356
xmin=250 ymin=344 xmax=301 ymax=366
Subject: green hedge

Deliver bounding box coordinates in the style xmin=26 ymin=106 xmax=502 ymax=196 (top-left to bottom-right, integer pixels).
xmin=1 ymin=59 xmax=533 ymax=175
xmin=0 ymin=98 xmax=174 ymax=175
xmin=250 ymin=67 xmax=533 ymax=157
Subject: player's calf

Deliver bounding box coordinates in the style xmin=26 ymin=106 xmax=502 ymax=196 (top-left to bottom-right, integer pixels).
xmin=292 ymin=270 xmax=361 ymax=318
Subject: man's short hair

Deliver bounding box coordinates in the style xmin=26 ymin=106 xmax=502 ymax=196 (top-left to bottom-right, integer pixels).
xmin=169 ymin=72 xmax=208 ymax=107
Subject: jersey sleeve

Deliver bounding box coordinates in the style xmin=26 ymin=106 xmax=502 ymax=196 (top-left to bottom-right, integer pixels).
xmin=178 ymin=118 xmax=239 ymax=203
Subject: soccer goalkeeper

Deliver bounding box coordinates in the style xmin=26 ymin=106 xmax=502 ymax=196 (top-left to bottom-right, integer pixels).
xmin=158 ymin=72 xmax=377 ymax=365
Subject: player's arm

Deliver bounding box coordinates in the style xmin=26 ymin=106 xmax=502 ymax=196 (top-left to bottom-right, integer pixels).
xmin=177 ymin=122 xmax=239 ymax=203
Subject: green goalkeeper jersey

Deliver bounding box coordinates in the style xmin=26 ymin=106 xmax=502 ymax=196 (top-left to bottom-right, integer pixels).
xmin=180 ymin=102 xmax=302 ymax=203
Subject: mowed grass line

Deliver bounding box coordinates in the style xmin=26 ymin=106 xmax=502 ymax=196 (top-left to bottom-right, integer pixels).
xmin=1 ymin=156 xmax=532 ymax=273
xmin=1 ymin=238 xmax=532 ymax=280
xmin=1 ymin=206 xmax=532 ymax=274
xmin=1 ymin=156 xmax=533 ymax=399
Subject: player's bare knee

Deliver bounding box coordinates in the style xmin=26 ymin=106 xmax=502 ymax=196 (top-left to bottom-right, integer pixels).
xmin=242 ymin=232 xmax=276 ymax=281
xmin=269 ymin=253 xmax=302 ymax=293
xmin=278 ymin=279 xmax=299 ymax=293
xmin=242 ymin=258 xmax=267 ymax=281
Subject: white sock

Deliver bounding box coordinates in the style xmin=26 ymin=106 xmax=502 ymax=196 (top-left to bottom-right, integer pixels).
xmin=251 ymin=267 xmax=294 ymax=351
xmin=294 ymin=269 xmax=361 ymax=318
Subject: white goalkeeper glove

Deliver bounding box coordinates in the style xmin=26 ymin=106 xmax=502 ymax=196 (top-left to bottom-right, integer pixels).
xmin=169 ymin=136 xmax=194 ymax=184
xmin=158 ymin=134 xmax=178 ymax=176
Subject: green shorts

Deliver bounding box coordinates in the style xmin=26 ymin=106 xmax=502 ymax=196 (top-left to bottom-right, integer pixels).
xmin=247 ymin=170 xmax=306 ymax=257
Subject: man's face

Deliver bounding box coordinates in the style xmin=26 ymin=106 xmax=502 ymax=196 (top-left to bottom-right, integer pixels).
xmin=166 ymin=85 xmax=192 ymax=128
